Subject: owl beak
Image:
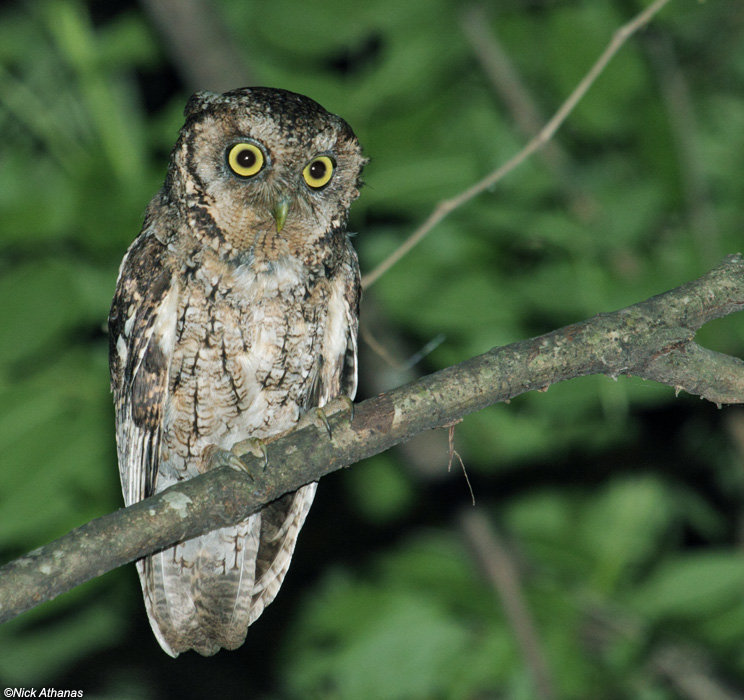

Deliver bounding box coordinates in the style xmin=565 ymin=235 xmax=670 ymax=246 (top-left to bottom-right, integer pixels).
xmin=272 ymin=196 xmax=290 ymax=233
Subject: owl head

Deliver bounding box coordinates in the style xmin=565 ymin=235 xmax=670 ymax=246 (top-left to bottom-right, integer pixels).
xmin=164 ymin=87 xmax=366 ymax=257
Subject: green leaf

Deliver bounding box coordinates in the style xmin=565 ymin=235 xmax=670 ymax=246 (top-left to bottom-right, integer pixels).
xmin=581 ymin=477 xmax=673 ymax=592
xmin=632 ymin=552 xmax=744 ymax=620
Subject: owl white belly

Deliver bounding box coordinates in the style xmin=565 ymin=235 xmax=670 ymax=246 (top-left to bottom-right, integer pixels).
xmin=157 ymin=255 xmax=330 ymax=489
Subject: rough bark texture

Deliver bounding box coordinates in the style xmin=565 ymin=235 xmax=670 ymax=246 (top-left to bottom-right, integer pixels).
xmin=1 ymin=255 xmax=743 ymax=623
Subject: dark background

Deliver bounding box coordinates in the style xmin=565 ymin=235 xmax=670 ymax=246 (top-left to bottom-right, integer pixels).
xmin=1 ymin=0 xmax=744 ymax=697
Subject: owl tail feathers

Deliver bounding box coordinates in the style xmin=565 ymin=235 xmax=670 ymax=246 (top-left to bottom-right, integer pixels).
xmin=137 ymin=556 xmax=228 ymax=658
xmin=247 ymin=482 xmax=318 ymax=624
xmin=136 ymin=516 xmax=263 ymax=657
xmin=134 ymin=484 xmax=317 ymax=656
xmin=136 ymin=557 xmax=189 ymax=658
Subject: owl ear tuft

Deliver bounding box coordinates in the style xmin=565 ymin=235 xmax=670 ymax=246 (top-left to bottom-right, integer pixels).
xmin=184 ymin=91 xmax=221 ymax=119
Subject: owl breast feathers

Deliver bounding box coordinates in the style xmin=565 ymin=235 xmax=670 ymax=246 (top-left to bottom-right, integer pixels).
xmin=109 ymin=87 xmax=365 ymax=656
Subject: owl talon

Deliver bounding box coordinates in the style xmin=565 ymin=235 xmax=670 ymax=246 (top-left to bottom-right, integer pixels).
xmin=203 ymin=446 xmax=255 ymax=481
xmin=231 ymin=437 xmax=270 ymax=471
xmin=315 ymin=407 xmax=333 ymax=438
xmin=296 ymin=406 xmax=330 ymax=437
xmin=323 ymin=395 xmax=355 ymax=424
xmin=337 ymin=395 xmax=355 ymax=423
xmin=304 ymin=397 xmax=355 ymax=439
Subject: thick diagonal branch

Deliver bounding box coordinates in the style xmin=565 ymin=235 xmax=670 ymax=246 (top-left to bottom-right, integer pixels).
xmin=1 ymin=254 xmax=743 ymax=623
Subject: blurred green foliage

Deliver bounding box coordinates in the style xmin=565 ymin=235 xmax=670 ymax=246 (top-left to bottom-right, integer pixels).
xmin=1 ymin=0 xmax=743 ymax=697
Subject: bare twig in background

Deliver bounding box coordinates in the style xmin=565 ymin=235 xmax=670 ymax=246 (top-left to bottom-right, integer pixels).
xmin=1 ymin=253 xmax=743 ymax=622
xmin=140 ymin=0 xmax=253 ymax=92
xmin=583 ymin=602 xmax=741 ymax=699
xmin=645 ymin=34 xmax=720 ymax=263
xmin=461 ymin=512 xmax=742 ymax=699
xmin=650 ymin=646 xmax=743 ymax=700
xmin=460 ymin=510 xmax=555 ymax=699
xmin=461 ymin=5 xmax=597 ymax=222
xmin=362 ymin=0 xmax=673 ymax=288
xmin=461 ymin=5 xmax=570 ymax=178
xmin=360 ymin=320 xmax=411 ymax=371
xmin=359 ymin=304 xmax=451 ymax=480
xmin=461 ymin=509 xmax=742 ymax=699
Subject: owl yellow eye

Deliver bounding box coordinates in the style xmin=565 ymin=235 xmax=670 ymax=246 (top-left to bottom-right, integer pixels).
xmin=227 ymin=143 xmax=265 ymax=178
xmin=302 ymin=156 xmax=334 ymax=188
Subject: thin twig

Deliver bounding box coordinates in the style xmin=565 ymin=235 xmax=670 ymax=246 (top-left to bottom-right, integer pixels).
xmin=581 ymin=590 xmax=740 ymax=698
xmin=460 ymin=5 xmax=598 ymax=222
xmin=650 ymin=645 xmax=742 ymax=700
xmin=139 ymin=0 xmax=254 ymax=92
xmin=461 ymin=5 xmax=569 ymax=176
xmin=645 ymin=33 xmax=720 ymax=263
xmin=447 ymin=422 xmax=475 ymax=506
xmin=360 ymin=321 xmax=404 ymax=370
xmin=362 ymin=0 xmax=673 ymax=289
xmin=460 ymin=510 xmax=556 ymax=700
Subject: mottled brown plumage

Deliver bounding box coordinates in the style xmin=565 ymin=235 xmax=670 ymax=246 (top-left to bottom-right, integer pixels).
xmin=109 ymin=87 xmax=365 ymax=656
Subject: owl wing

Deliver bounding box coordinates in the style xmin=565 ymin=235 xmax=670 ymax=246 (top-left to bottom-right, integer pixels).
xmin=247 ymin=252 xmax=361 ymax=624
xmin=109 ymin=228 xmax=177 ymax=507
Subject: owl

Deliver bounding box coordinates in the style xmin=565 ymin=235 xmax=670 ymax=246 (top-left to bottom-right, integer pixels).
xmin=108 ymin=87 xmax=365 ymax=656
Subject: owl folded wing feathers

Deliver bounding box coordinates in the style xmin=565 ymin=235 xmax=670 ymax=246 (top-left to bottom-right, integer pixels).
xmin=109 ymin=227 xmax=176 ymax=506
